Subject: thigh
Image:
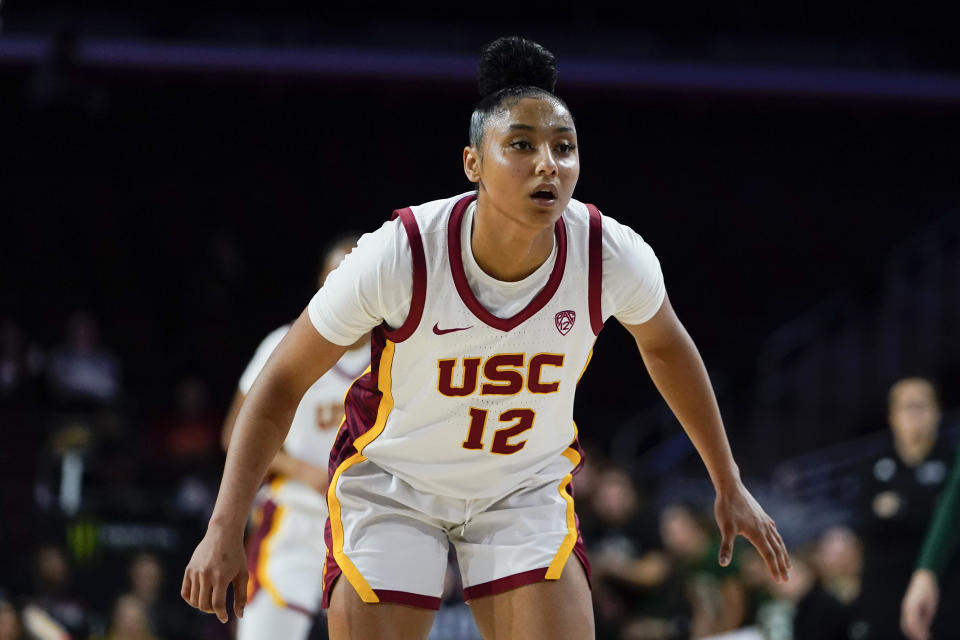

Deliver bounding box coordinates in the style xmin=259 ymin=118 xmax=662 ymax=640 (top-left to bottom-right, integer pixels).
xmin=238 ymin=590 xmax=315 ymax=640
xmin=468 ymin=555 xmax=594 ymax=640
xmin=327 ymin=572 xmax=436 ymax=640
xmin=324 ymin=458 xmax=454 ymax=608
xmin=455 ymin=458 xmax=589 ymax=600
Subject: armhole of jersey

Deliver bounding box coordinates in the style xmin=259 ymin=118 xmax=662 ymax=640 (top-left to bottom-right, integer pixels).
xmin=383 ymin=207 xmax=426 ymax=343
xmin=586 ymin=204 xmax=604 ymax=336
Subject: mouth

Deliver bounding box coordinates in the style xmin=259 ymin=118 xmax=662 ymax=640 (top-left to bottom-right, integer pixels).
xmin=530 ymin=185 xmax=558 ymax=207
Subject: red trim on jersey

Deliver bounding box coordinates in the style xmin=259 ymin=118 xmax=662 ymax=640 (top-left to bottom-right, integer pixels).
xmin=327 ymin=328 xmax=388 ymax=480
xmin=586 ymin=204 xmax=604 ymax=336
xmin=323 ymin=328 xmax=389 ymax=609
xmin=448 ymin=194 xmax=568 ymax=332
xmin=384 ymin=207 xmax=426 ymax=343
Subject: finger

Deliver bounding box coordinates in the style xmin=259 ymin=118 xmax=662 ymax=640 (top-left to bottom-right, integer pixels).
xmin=233 ymin=570 xmax=249 ymax=619
xmin=748 ymin=532 xmax=780 ymax=582
xmin=181 ymin=570 xmax=192 ymax=605
xmin=212 ymin=574 xmax=228 ymax=623
xmin=188 ymin=571 xmax=201 ymax=609
xmin=718 ymin=523 xmax=736 ymax=567
xmin=769 ymin=522 xmax=791 ymax=571
xmin=767 ymin=525 xmax=790 ymax=581
xmin=198 ymin=572 xmax=214 ymax=614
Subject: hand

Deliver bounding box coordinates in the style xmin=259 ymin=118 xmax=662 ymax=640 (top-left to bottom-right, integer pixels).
xmin=901 ymin=569 xmax=938 ymax=640
xmin=714 ymin=480 xmax=790 ymax=582
xmin=181 ymin=526 xmax=248 ymax=623
xmin=293 ymin=459 xmax=330 ymax=494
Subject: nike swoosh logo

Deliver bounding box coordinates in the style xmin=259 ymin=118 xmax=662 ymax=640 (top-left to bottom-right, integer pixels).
xmin=433 ymin=323 xmax=472 ymax=335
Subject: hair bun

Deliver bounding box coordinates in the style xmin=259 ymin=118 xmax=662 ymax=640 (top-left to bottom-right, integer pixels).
xmin=477 ymin=36 xmax=557 ymax=98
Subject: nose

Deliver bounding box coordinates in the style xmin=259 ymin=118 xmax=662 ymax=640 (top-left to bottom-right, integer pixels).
xmin=535 ymin=146 xmax=558 ymax=176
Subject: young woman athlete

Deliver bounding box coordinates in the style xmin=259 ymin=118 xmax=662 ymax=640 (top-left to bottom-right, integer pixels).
xmin=182 ymin=36 xmax=791 ymax=640
xmin=221 ymin=235 xmax=369 ymax=640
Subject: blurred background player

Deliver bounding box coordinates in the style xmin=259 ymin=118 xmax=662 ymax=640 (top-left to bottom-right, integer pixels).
xmin=221 ymin=233 xmax=369 ymax=640
xmin=855 ymin=377 xmax=955 ymax=639
xmin=900 ymin=441 xmax=960 ymax=640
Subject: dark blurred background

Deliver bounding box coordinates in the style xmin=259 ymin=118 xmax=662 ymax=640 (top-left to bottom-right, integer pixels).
xmin=1 ymin=2 xmax=959 ymax=639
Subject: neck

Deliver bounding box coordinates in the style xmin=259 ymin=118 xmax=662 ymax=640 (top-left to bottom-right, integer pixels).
xmin=471 ymin=196 xmax=556 ymax=282
xmin=896 ymin=437 xmax=936 ymax=467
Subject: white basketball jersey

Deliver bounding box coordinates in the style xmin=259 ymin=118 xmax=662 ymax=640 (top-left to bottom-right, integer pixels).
xmin=239 ymin=326 xmax=369 ymax=512
xmin=330 ymin=192 xmax=603 ymax=500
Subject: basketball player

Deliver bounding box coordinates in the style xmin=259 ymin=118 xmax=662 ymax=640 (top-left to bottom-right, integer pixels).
xmin=901 ymin=443 xmax=960 ymax=640
xmin=183 ymin=36 xmax=791 ymax=640
xmin=222 ymin=235 xmax=369 ymax=640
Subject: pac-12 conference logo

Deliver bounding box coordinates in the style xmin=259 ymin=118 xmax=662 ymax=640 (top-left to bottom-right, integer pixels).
xmin=555 ymin=310 xmax=576 ymax=335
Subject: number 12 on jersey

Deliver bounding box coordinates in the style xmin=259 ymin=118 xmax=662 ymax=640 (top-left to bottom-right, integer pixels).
xmin=462 ymin=407 xmax=535 ymax=455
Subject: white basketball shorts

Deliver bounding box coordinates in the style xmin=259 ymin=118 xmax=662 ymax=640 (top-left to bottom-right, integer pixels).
xmin=321 ymin=454 xmax=590 ymax=609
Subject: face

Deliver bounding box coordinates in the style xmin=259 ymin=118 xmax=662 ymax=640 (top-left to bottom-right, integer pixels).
xmin=814 ymin=526 xmax=861 ymax=577
xmin=130 ymin=553 xmax=163 ymax=598
xmin=464 ymin=96 xmax=579 ymax=231
xmin=659 ymin=505 xmax=705 ymax=557
xmin=889 ymin=379 xmax=939 ymax=446
xmin=592 ymin=470 xmax=638 ymax=525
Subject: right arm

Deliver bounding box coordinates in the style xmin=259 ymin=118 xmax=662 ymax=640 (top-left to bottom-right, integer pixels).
xmin=221 ymin=387 xmax=328 ymax=493
xmin=182 ymin=310 xmax=348 ymax=622
xmin=183 ymin=218 xmax=410 ymax=622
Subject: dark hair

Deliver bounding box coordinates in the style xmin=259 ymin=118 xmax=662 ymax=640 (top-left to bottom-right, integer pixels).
xmin=318 ymin=231 xmax=362 ymax=282
xmin=469 ymin=36 xmax=568 ymax=148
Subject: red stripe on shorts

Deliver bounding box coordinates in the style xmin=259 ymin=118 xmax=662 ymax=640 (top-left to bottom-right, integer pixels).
xmin=461 ymin=518 xmax=592 ymax=601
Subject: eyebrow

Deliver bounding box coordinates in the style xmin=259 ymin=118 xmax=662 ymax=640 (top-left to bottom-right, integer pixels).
xmin=508 ymin=124 xmax=575 ymax=133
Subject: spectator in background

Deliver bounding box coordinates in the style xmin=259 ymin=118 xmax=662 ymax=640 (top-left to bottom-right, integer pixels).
xmin=47 ymin=311 xmax=121 ymax=408
xmin=856 ymin=377 xmax=953 ymax=640
xmin=151 ymin=377 xmax=220 ymax=463
xmin=587 ymin=467 xmax=666 ymax=638
xmin=658 ymin=503 xmax=747 ymax=638
xmin=100 ymin=594 xmax=156 ymax=640
xmin=126 ymin=551 xmax=188 ymax=640
xmin=27 ymin=544 xmax=89 ymax=638
xmin=755 ymin=550 xmax=850 ymax=640
xmin=813 ymin=525 xmax=862 ymax=607
xmin=144 ymin=377 xmax=221 ymax=528
xmin=0 ymin=318 xmax=43 ymax=405
xmin=900 ymin=442 xmax=960 ymax=640
xmin=0 ymin=596 xmax=24 ymax=640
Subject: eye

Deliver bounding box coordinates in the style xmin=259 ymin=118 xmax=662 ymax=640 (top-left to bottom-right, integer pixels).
xmin=557 ymin=142 xmax=577 ymax=153
xmin=510 ymin=140 xmax=534 ymax=150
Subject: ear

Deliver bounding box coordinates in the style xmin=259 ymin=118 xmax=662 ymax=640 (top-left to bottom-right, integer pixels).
xmin=463 ymin=146 xmax=481 ymax=184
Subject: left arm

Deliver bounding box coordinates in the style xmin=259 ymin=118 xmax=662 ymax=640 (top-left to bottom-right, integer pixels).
xmin=621 ymin=295 xmax=790 ymax=582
